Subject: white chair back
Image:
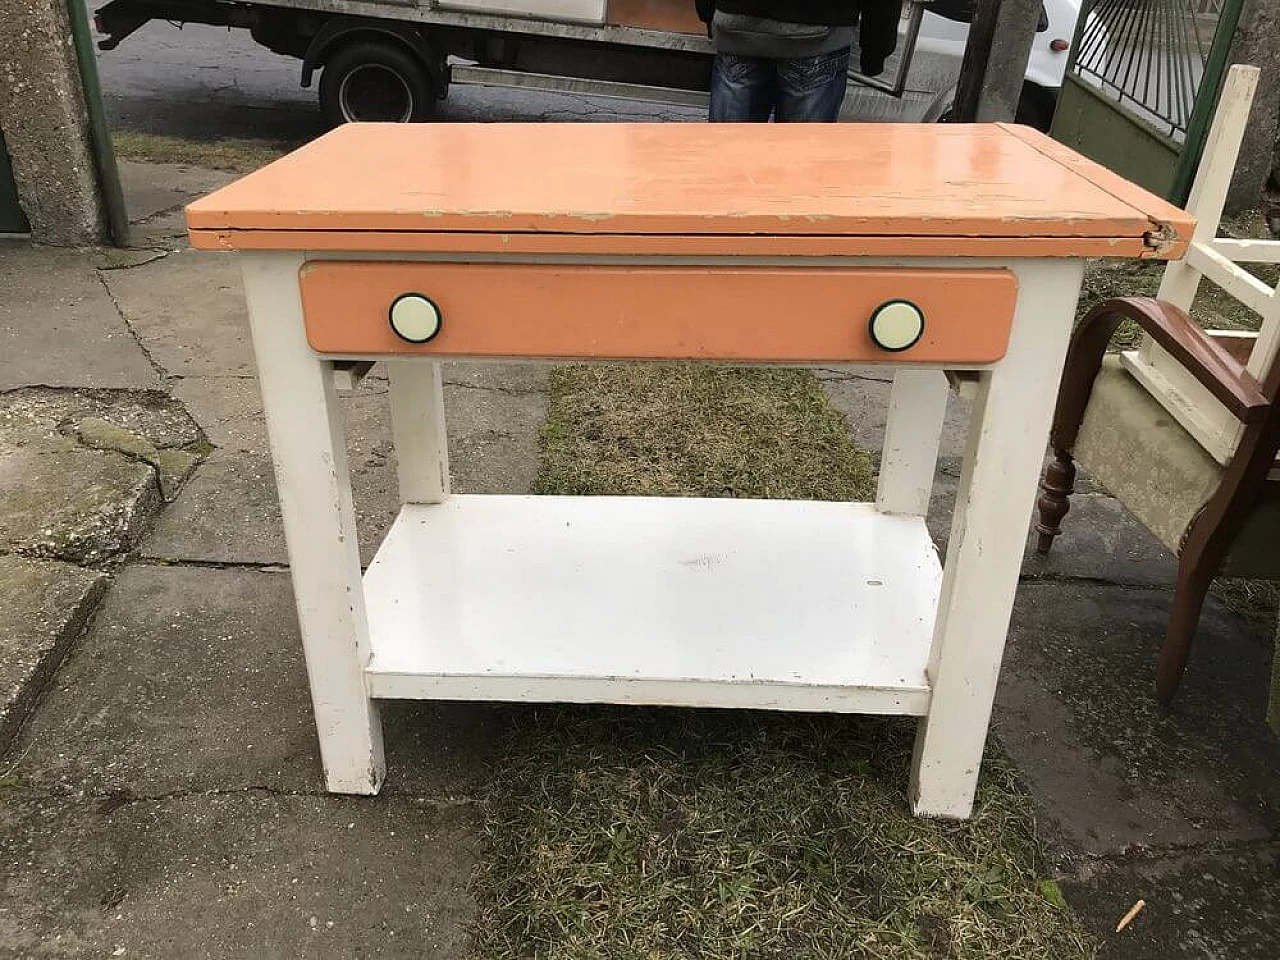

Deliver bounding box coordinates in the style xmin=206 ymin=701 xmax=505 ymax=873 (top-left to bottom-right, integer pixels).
xmin=1123 ymin=65 xmax=1280 ymax=463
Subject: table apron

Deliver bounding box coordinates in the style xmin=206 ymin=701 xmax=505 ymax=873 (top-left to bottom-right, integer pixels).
xmin=299 ymin=260 xmax=1019 ymax=364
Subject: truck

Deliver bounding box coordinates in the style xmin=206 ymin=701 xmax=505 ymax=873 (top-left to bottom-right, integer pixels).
xmin=91 ymin=0 xmax=1084 ymax=131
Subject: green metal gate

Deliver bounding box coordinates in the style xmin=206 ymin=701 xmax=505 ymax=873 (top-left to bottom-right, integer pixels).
xmin=1051 ymin=0 xmax=1246 ymax=205
xmin=0 ymin=131 xmax=30 ymax=234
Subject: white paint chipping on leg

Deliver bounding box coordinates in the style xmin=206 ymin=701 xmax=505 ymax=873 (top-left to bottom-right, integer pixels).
xmin=241 ymin=252 xmax=385 ymax=794
xmin=387 ymin=359 xmax=451 ymax=504
xmin=910 ymin=259 xmax=1085 ymax=818
xmin=876 ymin=369 xmax=951 ymax=516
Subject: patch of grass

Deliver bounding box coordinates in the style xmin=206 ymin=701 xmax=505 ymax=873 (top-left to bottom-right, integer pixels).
xmin=471 ymin=708 xmax=1089 ymax=960
xmin=111 ymin=131 xmax=287 ymax=174
xmin=1211 ymin=577 xmax=1280 ymax=640
xmin=534 ymin=364 xmax=875 ymax=501
xmin=470 ymin=364 xmax=1091 ymax=959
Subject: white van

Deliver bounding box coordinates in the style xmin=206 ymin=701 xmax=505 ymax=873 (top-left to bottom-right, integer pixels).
xmin=92 ymin=0 xmax=1084 ymax=131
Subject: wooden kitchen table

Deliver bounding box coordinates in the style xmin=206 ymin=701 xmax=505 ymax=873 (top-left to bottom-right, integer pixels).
xmin=187 ymin=122 xmax=1191 ymax=818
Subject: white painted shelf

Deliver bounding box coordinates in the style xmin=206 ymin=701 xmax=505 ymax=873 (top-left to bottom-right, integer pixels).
xmin=363 ymin=495 xmax=941 ymax=714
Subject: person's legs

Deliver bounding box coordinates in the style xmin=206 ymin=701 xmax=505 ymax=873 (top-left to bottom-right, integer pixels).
xmin=709 ymin=53 xmax=776 ymax=122
xmin=775 ymin=48 xmax=851 ymax=122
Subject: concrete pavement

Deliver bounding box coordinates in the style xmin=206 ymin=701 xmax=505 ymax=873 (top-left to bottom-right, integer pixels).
xmin=0 ymin=158 xmax=549 ymax=957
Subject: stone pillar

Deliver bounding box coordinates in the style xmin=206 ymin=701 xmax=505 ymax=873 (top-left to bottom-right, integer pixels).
xmin=0 ymin=0 xmax=108 ymax=245
xmin=1227 ymin=0 xmax=1280 ymax=214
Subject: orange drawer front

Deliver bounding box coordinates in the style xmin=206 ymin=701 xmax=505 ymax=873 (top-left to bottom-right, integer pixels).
xmin=299 ymin=262 xmax=1018 ymax=364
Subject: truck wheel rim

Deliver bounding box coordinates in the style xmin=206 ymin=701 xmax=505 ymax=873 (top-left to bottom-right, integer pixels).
xmin=339 ymin=64 xmax=414 ymax=123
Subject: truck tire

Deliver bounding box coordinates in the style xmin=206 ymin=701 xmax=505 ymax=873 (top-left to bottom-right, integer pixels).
xmin=319 ymin=40 xmax=436 ymax=126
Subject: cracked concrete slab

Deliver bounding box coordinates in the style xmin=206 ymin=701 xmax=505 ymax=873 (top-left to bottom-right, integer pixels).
xmin=0 ymin=447 xmax=160 ymax=563
xmin=0 ymin=388 xmax=205 ymax=563
xmin=992 ymin=581 xmax=1280 ymax=957
xmin=0 ymin=386 xmax=202 ymax=450
xmin=76 ymin=416 xmax=202 ymax=499
xmin=150 ymin=366 xmax=548 ymax=565
xmin=140 ymin=446 xmax=397 ymax=567
xmin=93 ymin=247 xmax=169 ymax=272
xmin=0 ymin=554 xmax=107 ymax=749
xmin=0 ymin=384 xmax=207 ymax=753
xmin=996 ymin=582 xmax=1280 ymax=862
xmin=0 ymin=791 xmax=474 ymax=958
xmin=8 ymin=565 xmax=502 ymax=799
xmin=0 ymin=245 xmax=160 ymax=391
xmin=141 ymin=449 xmax=287 ymax=565
xmin=170 ymin=374 xmax=273 ymax=453
xmin=144 ymin=387 xmax=398 ymax=566
xmin=99 ymin=250 xmax=255 ymax=378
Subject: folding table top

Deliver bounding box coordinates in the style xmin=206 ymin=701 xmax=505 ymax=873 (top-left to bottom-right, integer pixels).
xmin=187 ymin=122 xmax=1193 ymax=259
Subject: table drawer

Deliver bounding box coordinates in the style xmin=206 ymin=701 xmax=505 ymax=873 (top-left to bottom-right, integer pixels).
xmin=299 ymin=262 xmax=1018 ymax=363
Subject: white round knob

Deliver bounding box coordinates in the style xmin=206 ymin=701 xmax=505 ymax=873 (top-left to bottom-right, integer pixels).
xmin=389 ymin=294 xmax=442 ymax=344
xmin=869 ymin=300 xmax=925 ymax=352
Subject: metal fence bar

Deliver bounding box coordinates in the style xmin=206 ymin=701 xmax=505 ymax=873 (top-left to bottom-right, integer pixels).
xmin=1070 ymin=0 xmax=1230 ymax=139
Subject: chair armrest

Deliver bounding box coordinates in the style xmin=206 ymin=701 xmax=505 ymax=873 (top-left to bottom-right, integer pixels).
xmin=1113 ymin=297 xmax=1269 ymax=420
xmin=1050 ymin=297 xmax=1269 ymax=453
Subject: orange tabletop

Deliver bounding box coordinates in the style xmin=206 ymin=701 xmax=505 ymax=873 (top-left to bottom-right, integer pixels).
xmin=186 ymin=122 xmax=1193 ymax=259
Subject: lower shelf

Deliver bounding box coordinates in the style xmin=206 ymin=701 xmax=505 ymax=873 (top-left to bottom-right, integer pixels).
xmin=363 ymin=495 xmax=941 ymax=715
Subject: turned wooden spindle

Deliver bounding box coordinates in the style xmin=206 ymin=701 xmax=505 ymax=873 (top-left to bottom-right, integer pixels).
xmin=1034 ymin=449 xmax=1075 ymax=554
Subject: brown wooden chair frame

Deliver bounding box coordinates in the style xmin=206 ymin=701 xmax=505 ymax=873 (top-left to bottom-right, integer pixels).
xmin=1034 ymin=297 xmax=1280 ymax=704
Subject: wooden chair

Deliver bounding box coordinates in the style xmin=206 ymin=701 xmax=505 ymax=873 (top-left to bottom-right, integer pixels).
xmin=1034 ymin=65 xmax=1280 ymax=706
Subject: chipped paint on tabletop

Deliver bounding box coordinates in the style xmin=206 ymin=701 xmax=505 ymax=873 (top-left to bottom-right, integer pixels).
xmin=185 ymin=123 xmax=1193 ymax=259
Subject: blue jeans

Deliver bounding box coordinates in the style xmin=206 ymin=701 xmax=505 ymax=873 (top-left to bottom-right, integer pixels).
xmin=709 ymin=49 xmax=851 ymax=122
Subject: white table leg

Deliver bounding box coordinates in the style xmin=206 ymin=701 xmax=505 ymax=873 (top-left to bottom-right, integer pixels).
xmin=911 ymin=260 xmax=1084 ymax=818
xmin=876 ymin=369 xmax=950 ymax=516
xmin=387 ymin=360 xmax=451 ymax=504
xmin=242 ymin=252 xmax=385 ymax=794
